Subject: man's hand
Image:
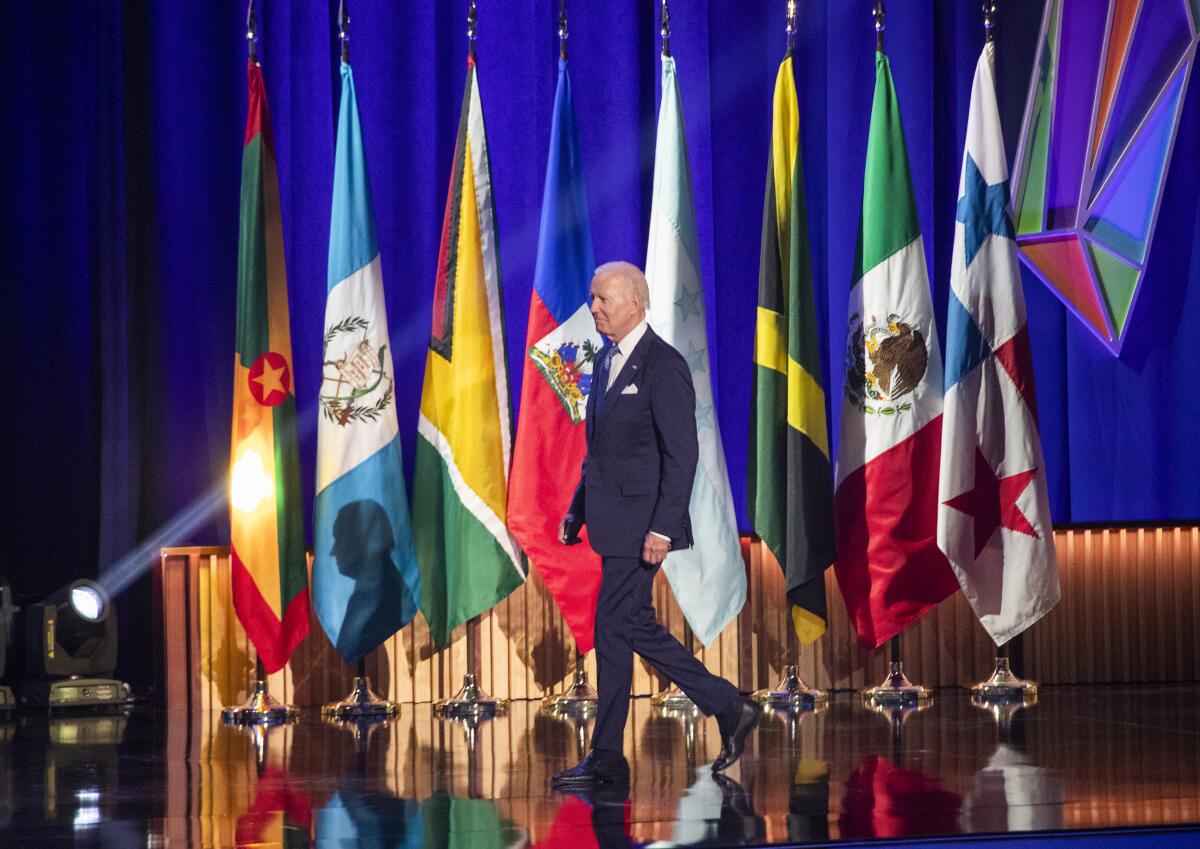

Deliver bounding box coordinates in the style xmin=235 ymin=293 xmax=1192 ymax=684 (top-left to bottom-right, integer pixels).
xmin=560 ymin=513 xmax=583 ymax=546
xmin=641 ymin=533 xmax=670 ymax=565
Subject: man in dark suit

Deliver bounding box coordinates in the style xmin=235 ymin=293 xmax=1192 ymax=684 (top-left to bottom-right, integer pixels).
xmin=552 ymin=262 xmax=759 ymax=788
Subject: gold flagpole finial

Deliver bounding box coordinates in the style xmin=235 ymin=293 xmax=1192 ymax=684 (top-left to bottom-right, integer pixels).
xmin=983 ymin=1 xmax=997 ymax=43
xmin=559 ymin=0 xmax=568 ymax=60
xmin=661 ymin=0 xmax=671 ymax=57
xmin=338 ymin=0 xmax=350 ymax=63
xmin=246 ymin=0 xmax=258 ymax=62
xmin=468 ymin=0 xmax=478 ymax=59
xmin=873 ymin=0 xmax=885 ymax=52
xmin=786 ymin=0 xmax=797 ymax=55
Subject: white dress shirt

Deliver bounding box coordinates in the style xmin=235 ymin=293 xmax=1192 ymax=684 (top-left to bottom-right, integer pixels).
xmin=607 ymin=318 xmax=649 ymax=391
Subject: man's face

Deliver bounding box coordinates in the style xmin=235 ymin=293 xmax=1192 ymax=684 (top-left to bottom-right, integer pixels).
xmin=590 ymin=273 xmax=642 ymax=341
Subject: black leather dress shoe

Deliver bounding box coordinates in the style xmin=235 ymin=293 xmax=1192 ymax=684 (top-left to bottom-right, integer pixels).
xmin=712 ymin=697 xmax=761 ymax=772
xmin=551 ymin=751 xmax=631 ymax=787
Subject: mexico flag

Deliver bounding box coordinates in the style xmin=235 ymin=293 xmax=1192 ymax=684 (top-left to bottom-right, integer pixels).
xmin=413 ymin=57 xmax=526 ymax=648
xmin=229 ymin=60 xmax=309 ymax=674
xmin=937 ymin=43 xmax=1060 ymax=645
xmin=507 ymin=58 xmax=603 ymax=653
xmin=833 ymin=51 xmax=959 ymax=649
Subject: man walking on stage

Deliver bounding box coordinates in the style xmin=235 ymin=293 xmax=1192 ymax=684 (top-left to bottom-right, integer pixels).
xmin=553 ymin=261 xmax=759 ymax=789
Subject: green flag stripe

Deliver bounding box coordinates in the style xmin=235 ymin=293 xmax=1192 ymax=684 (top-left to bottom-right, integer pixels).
xmin=271 ymin=393 xmax=307 ymax=602
xmin=852 ymin=52 xmax=921 ymax=285
xmin=236 ymin=135 xmax=270 ymax=365
xmin=412 ymin=437 xmax=524 ymax=647
xmin=785 ymin=128 xmax=823 ymax=379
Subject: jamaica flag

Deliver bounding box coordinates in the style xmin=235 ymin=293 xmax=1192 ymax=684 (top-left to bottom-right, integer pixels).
xmin=748 ymin=54 xmax=833 ymax=644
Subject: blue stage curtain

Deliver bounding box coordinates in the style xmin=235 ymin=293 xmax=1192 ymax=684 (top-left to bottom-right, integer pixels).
xmin=1 ymin=2 xmax=1197 ymax=687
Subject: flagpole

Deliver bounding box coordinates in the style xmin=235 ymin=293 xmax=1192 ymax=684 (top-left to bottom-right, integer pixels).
xmin=873 ymin=0 xmax=885 ymax=52
xmin=660 ymin=0 xmax=671 ymax=58
xmin=785 ymin=0 xmax=797 ymax=57
xmin=338 ymin=0 xmax=349 ymax=63
xmin=245 ymin=0 xmax=257 ymax=63
xmin=467 ymin=0 xmax=477 ymax=60
xmin=559 ymin=0 xmax=568 ymax=60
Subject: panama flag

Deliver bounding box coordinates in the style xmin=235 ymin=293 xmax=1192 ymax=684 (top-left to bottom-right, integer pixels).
xmin=937 ymin=43 xmax=1060 ymax=645
xmin=645 ymin=53 xmax=746 ymax=646
xmin=833 ymin=51 xmax=960 ymax=649
xmin=229 ymin=60 xmax=310 ymax=674
xmin=507 ymin=59 xmax=603 ymax=653
xmin=312 ymin=61 xmax=421 ymax=664
xmin=413 ymin=56 xmax=526 ymax=648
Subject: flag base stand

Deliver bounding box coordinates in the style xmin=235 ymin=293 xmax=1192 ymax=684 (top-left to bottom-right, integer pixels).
xmin=862 ymin=661 xmax=932 ymax=706
xmin=753 ymin=664 xmax=828 ymax=711
xmin=221 ymin=678 xmax=298 ymax=726
xmin=862 ymin=636 xmax=931 ymax=706
xmin=542 ymin=665 xmax=597 ymax=716
xmin=651 ymin=684 xmax=699 ymax=714
xmin=652 ymin=623 xmax=699 ymax=713
xmin=322 ymin=676 xmax=399 ymax=720
xmin=434 ymin=673 xmax=508 ymax=719
xmin=970 ymin=656 xmax=1038 ymax=703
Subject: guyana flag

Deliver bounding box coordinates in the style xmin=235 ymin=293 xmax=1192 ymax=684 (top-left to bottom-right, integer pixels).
xmin=229 ymin=60 xmax=309 ymax=674
xmin=748 ymin=54 xmax=833 ymax=644
xmin=413 ymin=56 xmax=525 ymax=647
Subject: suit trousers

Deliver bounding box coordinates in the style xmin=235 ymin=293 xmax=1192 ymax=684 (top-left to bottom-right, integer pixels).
xmin=591 ymin=555 xmax=740 ymax=754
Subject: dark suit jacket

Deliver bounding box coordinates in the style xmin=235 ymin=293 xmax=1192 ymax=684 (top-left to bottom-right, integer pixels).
xmin=566 ymin=326 xmax=698 ymax=558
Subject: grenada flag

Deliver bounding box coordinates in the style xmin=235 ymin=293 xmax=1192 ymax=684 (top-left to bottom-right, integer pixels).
xmin=229 ymin=59 xmax=309 ymax=674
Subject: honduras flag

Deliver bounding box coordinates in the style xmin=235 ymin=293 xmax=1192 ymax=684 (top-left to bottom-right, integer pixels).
xmin=313 ymin=61 xmax=421 ymax=664
xmin=937 ymin=42 xmax=1059 ymax=645
xmin=645 ymin=53 xmax=746 ymax=646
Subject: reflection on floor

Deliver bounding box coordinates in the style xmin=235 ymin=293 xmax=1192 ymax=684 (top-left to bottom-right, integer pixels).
xmin=2 ymin=686 xmax=1200 ymax=847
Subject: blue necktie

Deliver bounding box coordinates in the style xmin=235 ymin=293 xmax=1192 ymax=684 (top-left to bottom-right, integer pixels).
xmin=593 ymin=344 xmax=615 ymax=420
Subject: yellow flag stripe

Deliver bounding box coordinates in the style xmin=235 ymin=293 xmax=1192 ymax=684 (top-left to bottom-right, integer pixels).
xmin=771 ymin=56 xmax=799 ymax=276
xmin=229 ymin=359 xmax=283 ymax=614
xmin=419 ymin=141 xmax=509 ymax=520
xmin=787 ymin=360 xmax=829 ymax=460
xmin=791 ymin=603 xmax=826 ymax=645
xmin=754 ymin=307 xmax=788 ymax=374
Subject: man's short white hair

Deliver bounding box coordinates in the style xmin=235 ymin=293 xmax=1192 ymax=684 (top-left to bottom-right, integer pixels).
xmin=594 ymin=261 xmax=650 ymax=311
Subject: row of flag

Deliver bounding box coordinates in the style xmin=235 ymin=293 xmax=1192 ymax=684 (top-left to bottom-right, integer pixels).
xmin=229 ymin=37 xmax=1060 ymax=678
xmin=754 ymin=42 xmax=1060 ymax=651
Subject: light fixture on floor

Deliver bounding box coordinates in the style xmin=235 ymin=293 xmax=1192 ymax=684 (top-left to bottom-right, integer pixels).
xmin=17 ymin=579 xmax=129 ymax=710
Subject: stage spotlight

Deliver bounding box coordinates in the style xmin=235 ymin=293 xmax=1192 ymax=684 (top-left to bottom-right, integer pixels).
xmin=17 ymin=579 xmax=128 ymax=711
xmin=0 ymin=577 xmax=14 ymax=710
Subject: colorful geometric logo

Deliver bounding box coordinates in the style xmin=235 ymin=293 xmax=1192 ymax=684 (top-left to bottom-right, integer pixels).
xmin=1012 ymin=0 xmax=1199 ymax=354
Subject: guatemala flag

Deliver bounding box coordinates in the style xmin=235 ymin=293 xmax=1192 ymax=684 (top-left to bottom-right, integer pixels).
xmin=937 ymin=42 xmax=1060 ymax=645
xmin=312 ymin=61 xmax=421 ymax=663
xmin=645 ymin=52 xmax=746 ymax=647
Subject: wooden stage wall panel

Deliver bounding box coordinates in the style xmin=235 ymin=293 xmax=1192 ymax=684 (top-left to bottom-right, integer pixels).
xmin=157 ymin=526 xmax=1200 ymax=708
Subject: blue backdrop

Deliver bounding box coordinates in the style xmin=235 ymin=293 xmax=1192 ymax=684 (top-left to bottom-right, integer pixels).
xmin=2 ymin=1 xmax=1197 ymax=687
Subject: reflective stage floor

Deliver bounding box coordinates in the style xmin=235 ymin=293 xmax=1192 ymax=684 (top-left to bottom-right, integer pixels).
xmin=3 ymin=685 xmax=1200 ymax=847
